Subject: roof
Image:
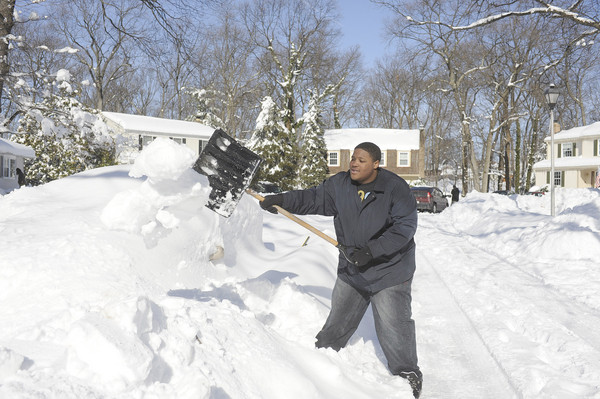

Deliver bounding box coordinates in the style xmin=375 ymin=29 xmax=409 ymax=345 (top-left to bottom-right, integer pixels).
xmin=101 ymin=111 xmax=215 ymax=139
xmin=0 ymin=137 xmax=35 ymax=158
xmin=533 ymin=157 xmax=600 ymax=170
xmin=544 ymin=121 xmax=600 ymax=142
xmin=324 ymin=128 xmax=421 ymax=150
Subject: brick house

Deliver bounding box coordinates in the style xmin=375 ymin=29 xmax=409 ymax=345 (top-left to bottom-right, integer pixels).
xmin=533 ymin=121 xmax=600 ymax=188
xmin=324 ymin=128 xmax=425 ymax=181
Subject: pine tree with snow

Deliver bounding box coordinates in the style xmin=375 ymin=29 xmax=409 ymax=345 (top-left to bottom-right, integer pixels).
xmin=248 ymin=96 xmax=297 ymax=190
xmin=12 ymin=69 xmax=115 ymax=186
xmin=297 ymin=91 xmax=328 ymax=188
xmin=186 ymin=88 xmax=224 ymax=130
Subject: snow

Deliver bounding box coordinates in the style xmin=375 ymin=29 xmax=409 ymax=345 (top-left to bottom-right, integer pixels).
xmin=1 ymin=138 xmax=600 ymax=398
xmin=101 ymin=111 xmax=215 ymax=139
xmin=546 ymin=121 xmax=600 ymax=141
xmin=0 ymin=138 xmax=35 ymax=158
xmin=534 ymin=156 xmax=600 ymax=169
xmin=325 ymin=128 xmax=421 ymax=150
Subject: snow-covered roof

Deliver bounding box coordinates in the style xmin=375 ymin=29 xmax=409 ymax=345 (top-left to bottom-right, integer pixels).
xmin=0 ymin=137 xmax=35 ymax=158
xmin=533 ymin=157 xmax=600 ymax=170
xmin=544 ymin=121 xmax=600 ymax=142
xmin=324 ymin=128 xmax=421 ymax=150
xmin=101 ymin=111 xmax=215 ymax=139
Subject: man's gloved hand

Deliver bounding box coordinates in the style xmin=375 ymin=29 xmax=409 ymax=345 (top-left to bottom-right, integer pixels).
xmin=350 ymin=246 xmax=373 ymax=267
xmin=260 ymin=194 xmax=284 ymax=214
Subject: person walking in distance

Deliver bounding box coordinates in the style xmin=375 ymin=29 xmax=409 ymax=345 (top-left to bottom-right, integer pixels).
xmin=260 ymin=142 xmax=422 ymax=398
xmin=451 ymin=185 xmax=460 ymax=205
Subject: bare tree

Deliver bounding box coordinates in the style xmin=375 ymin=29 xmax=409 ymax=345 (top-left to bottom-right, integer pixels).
xmin=380 ymin=0 xmax=492 ymax=192
xmin=358 ymin=53 xmax=428 ymax=130
xmin=50 ymin=0 xmax=147 ymax=110
xmin=431 ymin=0 xmax=600 ymax=37
xmin=0 ymin=0 xmax=52 ymax=121
xmin=194 ymin=6 xmax=260 ymax=137
xmin=242 ymin=0 xmax=343 ymax=138
xmin=0 ymin=0 xmax=16 ymax=115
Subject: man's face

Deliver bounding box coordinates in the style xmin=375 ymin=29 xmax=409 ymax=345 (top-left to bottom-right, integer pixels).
xmin=350 ymin=148 xmax=379 ymax=184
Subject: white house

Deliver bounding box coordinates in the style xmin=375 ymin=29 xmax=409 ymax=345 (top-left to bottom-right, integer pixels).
xmin=533 ymin=121 xmax=600 ymax=188
xmin=324 ymin=128 xmax=425 ymax=181
xmin=101 ymin=112 xmax=215 ymax=164
xmin=0 ymin=137 xmax=35 ymax=194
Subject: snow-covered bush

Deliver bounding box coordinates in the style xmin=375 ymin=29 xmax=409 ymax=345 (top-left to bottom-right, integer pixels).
xmin=12 ymin=70 xmax=116 ymax=185
xmin=248 ymin=96 xmax=298 ymax=190
xmin=297 ymin=92 xmax=328 ymax=188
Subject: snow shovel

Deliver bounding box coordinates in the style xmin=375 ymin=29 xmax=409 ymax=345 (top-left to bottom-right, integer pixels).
xmin=193 ymin=129 xmax=353 ymax=263
xmin=193 ymin=129 xmax=263 ymax=218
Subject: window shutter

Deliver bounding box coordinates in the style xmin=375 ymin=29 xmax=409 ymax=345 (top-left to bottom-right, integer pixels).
xmin=573 ymin=142 xmax=577 ymax=155
xmin=561 ymin=171 xmax=565 ymax=187
xmin=595 ymin=140 xmax=598 ymax=156
xmin=0 ymin=155 xmax=3 ymax=177
xmin=557 ymin=143 xmax=562 ymax=158
xmin=546 ymin=171 xmax=550 ymax=184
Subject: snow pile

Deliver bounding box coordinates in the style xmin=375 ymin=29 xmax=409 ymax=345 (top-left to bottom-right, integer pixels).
xmin=101 ymin=138 xmax=206 ymax=240
xmin=1 ymin=139 xmax=600 ymax=398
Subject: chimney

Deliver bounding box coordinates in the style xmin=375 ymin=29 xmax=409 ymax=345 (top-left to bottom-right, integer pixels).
xmin=554 ymin=122 xmax=561 ymax=133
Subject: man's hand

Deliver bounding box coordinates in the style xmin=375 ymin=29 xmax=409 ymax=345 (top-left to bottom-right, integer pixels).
xmin=350 ymin=246 xmax=373 ymax=267
xmin=260 ymin=194 xmax=284 ymax=214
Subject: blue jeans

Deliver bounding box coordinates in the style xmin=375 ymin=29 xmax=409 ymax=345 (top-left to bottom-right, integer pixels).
xmin=316 ymin=277 xmax=419 ymax=375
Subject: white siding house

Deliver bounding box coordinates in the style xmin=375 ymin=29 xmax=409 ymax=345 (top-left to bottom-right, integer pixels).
xmin=533 ymin=121 xmax=600 ymax=188
xmin=0 ymin=138 xmax=35 ymax=194
xmin=101 ymin=112 xmax=215 ymax=164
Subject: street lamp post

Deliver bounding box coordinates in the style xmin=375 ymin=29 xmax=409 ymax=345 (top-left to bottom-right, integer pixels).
xmin=545 ymin=84 xmax=560 ymax=216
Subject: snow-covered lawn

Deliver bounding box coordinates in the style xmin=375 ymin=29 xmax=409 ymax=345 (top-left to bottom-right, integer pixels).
xmin=1 ymin=138 xmax=599 ymax=398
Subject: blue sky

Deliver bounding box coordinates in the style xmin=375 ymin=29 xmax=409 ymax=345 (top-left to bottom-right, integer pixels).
xmin=337 ymin=1 xmax=392 ymax=68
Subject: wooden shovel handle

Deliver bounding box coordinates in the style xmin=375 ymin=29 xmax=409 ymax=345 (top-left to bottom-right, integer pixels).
xmin=246 ymin=189 xmax=339 ymax=248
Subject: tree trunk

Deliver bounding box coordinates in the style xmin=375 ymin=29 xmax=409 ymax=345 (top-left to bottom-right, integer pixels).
xmin=0 ymin=0 xmax=16 ymax=114
xmin=525 ymin=117 xmax=538 ymax=192
xmin=514 ymin=117 xmax=522 ymax=193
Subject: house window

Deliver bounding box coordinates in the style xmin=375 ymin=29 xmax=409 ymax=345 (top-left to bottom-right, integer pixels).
xmin=170 ymin=137 xmax=186 ymax=145
xmin=2 ymin=155 xmax=15 ymax=178
xmin=199 ymin=140 xmax=209 ymax=154
xmin=397 ymin=151 xmax=410 ymax=167
xmin=554 ymin=171 xmax=563 ymax=187
xmin=380 ymin=151 xmax=386 ymax=167
xmin=140 ymin=135 xmax=155 ymax=148
xmin=328 ymin=151 xmax=340 ymax=167
xmin=562 ymin=142 xmax=575 ymax=157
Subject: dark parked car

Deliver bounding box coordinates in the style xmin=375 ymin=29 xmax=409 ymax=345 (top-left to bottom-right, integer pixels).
xmin=493 ymin=190 xmax=515 ymax=195
xmin=410 ymin=186 xmax=448 ymax=213
xmin=253 ymin=182 xmax=282 ymax=194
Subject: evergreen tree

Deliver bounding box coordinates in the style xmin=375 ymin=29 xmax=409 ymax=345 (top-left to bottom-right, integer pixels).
xmin=248 ymin=96 xmax=297 ymax=190
xmin=186 ymin=88 xmax=225 ymax=130
xmin=298 ymin=91 xmax=328 ymax=188
xmin=12 ymin=70 xmax=116 ymax=186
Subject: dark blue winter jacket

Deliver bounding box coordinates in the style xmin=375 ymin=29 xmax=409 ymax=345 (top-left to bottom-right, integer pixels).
xmin=282 ymin=168 xmax=418 ymax=293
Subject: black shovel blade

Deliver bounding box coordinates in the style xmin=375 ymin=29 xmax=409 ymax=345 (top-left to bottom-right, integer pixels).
xmin=193 ymin=129 xmax=262 ymax=217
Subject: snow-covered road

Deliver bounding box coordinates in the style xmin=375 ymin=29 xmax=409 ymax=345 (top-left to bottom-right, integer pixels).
xmin=414 ymin=211 xmax=600 ymax=398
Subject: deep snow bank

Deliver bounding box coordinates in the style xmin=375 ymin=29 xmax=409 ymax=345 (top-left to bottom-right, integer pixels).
xmin=438 ymin=189 xmax=600 ymax=309
xmin=0 ymin=139 xmax=282 ymax=397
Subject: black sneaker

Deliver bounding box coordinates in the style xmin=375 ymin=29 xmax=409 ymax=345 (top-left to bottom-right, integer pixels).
xmin=399 ymin=370 xmax=422 ymax=398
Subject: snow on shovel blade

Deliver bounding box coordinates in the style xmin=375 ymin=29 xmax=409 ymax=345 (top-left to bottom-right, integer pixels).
xmin=193 ymin=129 xmax=262 ymax=217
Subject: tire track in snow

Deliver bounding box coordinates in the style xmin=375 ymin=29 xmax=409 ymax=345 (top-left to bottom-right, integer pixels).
xmin=430 ymin=216 xmax=600 ymax=355
xmin=415 ymin=247 xmax=520 ymax=399
xmin=417 ymin=214 xmax=600 ymax=398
